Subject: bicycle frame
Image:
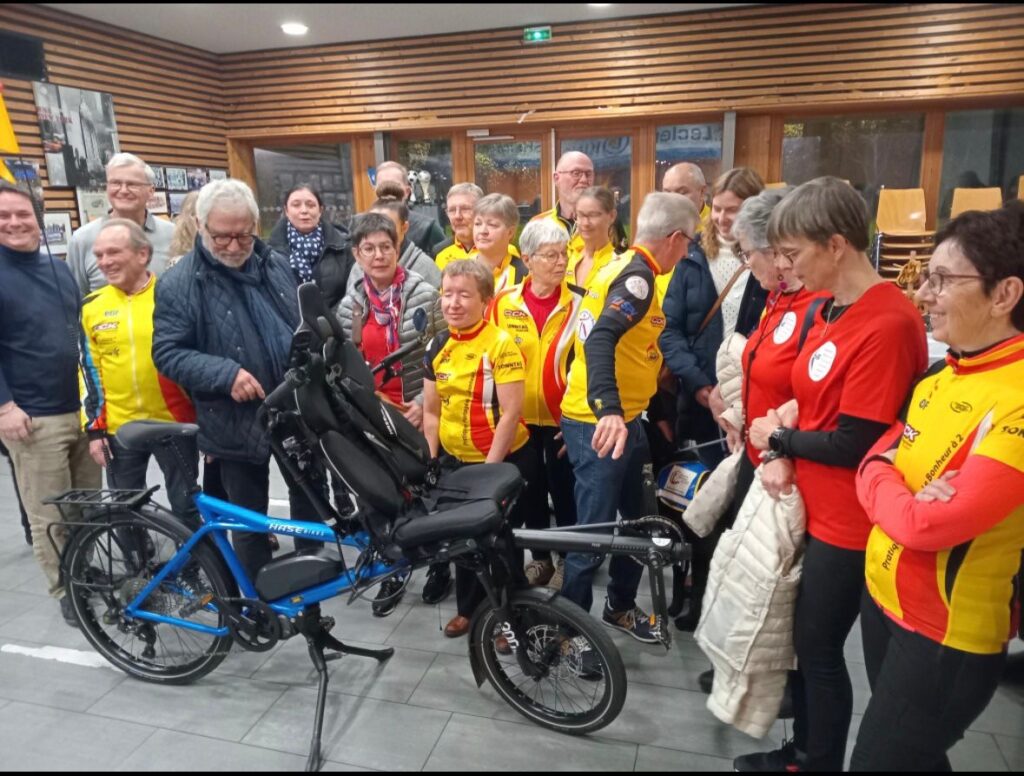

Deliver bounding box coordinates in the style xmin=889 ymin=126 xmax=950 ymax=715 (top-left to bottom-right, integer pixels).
xmin=120 ymin=491 xmax=407 ymax=636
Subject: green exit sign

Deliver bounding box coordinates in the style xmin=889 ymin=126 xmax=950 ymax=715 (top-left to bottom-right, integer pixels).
xmin=523 ymin=26 xmax=552 ymax=44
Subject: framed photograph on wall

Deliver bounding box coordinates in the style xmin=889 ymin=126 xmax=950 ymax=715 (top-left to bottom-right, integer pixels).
xmin=42 ymin=212 xmax=73 ymax=255
xmin=3 ymin=158 xmax=44 ymax=205
xmin=165 ymin=167 xmax=187 ymax=191
xmin=169 ymin=191 xmax=189 ymax=216
xmin=150 ymin=165 xmax=166 ymax=189
xmin=146 ymin=190 xmax=168 ymax=215
xmin=76 ymin=187 xmax=111 ymax=225
xmin=32 ymin=82 xmax=121 ymax=188
xmin=208 ymin=169 xmax=227 ymax=181
xmin=186 ymin=167 xmax=209 ymax=190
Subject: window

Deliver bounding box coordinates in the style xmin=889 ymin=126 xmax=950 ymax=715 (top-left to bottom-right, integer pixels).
xmin=474 ymin=139 xmax=543 ymax=224
xmin=655 ymin=122 xmax=723 ymax=190
xmin=938 ymin=108 xmax=1024 ymax=221
xmin=253 ymin=143 xmax=354 ymax=237
xmin=392 ymin=137 xmax=452 ymax=230
xmin=560 ymin=135 xmax=632 ymax=242
xmin=781 ymin=114 xmax=925 ymax=220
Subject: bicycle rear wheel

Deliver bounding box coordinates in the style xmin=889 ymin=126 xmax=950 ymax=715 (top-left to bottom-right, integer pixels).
xmin=63 ymin=508 xmax=233 ymax=684
xmin=470 ymin=589 xmax=627 ymax=735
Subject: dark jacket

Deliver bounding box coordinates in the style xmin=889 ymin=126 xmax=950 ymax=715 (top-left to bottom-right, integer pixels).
xmin=267 ymin=217 xmax=355 ymax=309
xmin=659 ymin=240 xmax=767 ymax=396
xmin=406 ymin=210 xmax=446 ymax=257
xmin=0 ymin=245 xmax=81 ymax=416
xmin=152 ymin=238 xmax=299 ymax=463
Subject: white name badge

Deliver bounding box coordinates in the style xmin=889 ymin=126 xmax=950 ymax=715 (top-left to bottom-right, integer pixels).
xmin=577 ymin=310 xmax=595 ymax=342
xmin=773 ymin=311 xmax=798 ymax=345
xmin=808 ymin=341 xmax=837 ymax=382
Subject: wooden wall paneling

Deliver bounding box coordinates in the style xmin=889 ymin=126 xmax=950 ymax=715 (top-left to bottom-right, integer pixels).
xmin=920 ymin=111 xmax=947 ymax=230
xmin=0 ymin=4 xmax=227 ymax=230
xmin=767 ymin=116 xmax=787 ymax=184
xmin=633 ymin=126 xmax=656 ymax=235
xmin=733 ymin=115 xmax=772 ymax=180
xmin=225 ymin=138 xmax=256 ymax=191
xmin=451 ymin=131 xmax=473 ymax=191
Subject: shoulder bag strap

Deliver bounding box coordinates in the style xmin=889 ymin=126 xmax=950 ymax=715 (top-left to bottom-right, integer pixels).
xmin=697 ymin=263 xmax=747 ymax=337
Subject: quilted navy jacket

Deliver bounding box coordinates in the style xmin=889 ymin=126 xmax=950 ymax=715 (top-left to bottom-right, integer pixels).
xmin=152 ymin=238 xmax=299 ymax=463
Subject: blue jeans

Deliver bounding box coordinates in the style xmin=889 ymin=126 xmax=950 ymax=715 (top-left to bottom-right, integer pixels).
xmin=559 ymin=416 xmax=650 ymax=613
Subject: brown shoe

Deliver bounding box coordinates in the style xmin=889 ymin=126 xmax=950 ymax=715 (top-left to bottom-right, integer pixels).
xmin=444 ymin=614 xmax=470 ymax=638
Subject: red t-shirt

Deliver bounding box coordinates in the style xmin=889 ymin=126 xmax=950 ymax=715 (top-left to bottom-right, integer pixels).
xmin=742 ymin=287 xmax=824 ymax=466
xmin=789 ymin=282 xmax=927 ymax=550
xmin=522 ymin=280 xmax=561 ymax=331
xmin=360 ymin=315 xmax=405 ymax=405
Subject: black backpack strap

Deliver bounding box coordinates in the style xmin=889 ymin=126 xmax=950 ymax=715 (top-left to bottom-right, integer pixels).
xmin=797 ymin=297 xmax=828 ymax=352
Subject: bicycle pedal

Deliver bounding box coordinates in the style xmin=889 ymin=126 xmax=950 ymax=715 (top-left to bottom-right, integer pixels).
xmin=321 ymin=616 xmax=336 ymax=632
xmin=324 ymin=651 xmax=343 ymax=662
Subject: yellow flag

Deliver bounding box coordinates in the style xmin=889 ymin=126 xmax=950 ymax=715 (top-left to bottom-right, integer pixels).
xmin=0 ymin=83 xmax=20 ymax=155
xmin=0 ymin=161 xmax=13 ymax=184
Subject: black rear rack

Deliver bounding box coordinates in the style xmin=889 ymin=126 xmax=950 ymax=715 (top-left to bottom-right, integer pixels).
xmin=43 ymin=486 xmax=159 ymax=511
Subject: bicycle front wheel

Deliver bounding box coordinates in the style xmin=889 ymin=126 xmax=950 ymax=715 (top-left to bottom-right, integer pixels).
xmin=63 ymin=508 xmax=233 ymax=684
xmin=470 ymin=589 xmax=627 ymax=735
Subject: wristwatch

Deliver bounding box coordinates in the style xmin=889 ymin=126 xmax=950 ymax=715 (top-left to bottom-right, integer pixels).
xmin=768 ymin=426 xmax=788 ymax=454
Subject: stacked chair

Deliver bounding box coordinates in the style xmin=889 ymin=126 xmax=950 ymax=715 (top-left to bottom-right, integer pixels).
xmin=873 ymin=187 xmax=934 ymax=292
xmin=950 ymin=186 xmax=1003 ymax=218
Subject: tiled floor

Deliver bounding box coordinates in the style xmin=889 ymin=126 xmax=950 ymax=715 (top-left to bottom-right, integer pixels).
xmin=0 ymin=461 xmax=1021 ymax=771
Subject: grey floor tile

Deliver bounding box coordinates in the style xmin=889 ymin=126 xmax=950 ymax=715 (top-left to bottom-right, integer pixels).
xmin=217 ymin=640 xmax=282 ymax=679
xmin=385 ymin=603 xmax=474 ymax=657
xmin=0 ymin=589 xmax=44 ymax=628
xmin=635 ymin=743 xmax=734 ymax=771
xmin=116 ymin=728 xmax=313 ymax=771
xmin=968 ymin=687 xmax=1024 ymax=739
xmin=0 ymin=700 xmax=155 ymax=770
xmin=243 ymin=685 xmax=451 ymax=770
xmin=407 ymin=652 xmax=508 ymax=718
xmin=996 ymin=734 xmax=1024 ymax=770
xmin=319 ymin=594 xmax=418 ymax=645
xmin=0 ymin=637 xmax=126 ymax=711
xmin=0 ymin=553 xmax=46 ymax=594
xmin=89 ymin=673 xmax=288 ymax=741
xmin=590 ymin=680 xmax=787 ymax=760
xmin=424 ymin=713 xmax=637 ymax=771
xmin=0 ymin=600 xmax=98 ymax=649
xmin=255 ymin=637 xmax=436 ymax=704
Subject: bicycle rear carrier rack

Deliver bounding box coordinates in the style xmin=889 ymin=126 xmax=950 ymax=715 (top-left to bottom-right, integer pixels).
xmin=44 ymin=486 xmax=158 ymax=512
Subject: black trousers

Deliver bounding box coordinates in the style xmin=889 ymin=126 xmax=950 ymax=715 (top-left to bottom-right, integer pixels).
xmin=453 ymin=443 xmax=536 ymax=618
xmin=687 ymin=452 xmax=757 ymax=617
xmin=105 ymin=435 xmax=200 ymax=528
xmin=521 ymin=425 xmax=577 ymax=561
xmin=790 ymin=535 xmax=866 ymax=771
xmin=849 ymin=590 xmax=1005 ymax=771
xmin=219 ymin=457 xmax=328 ymax=580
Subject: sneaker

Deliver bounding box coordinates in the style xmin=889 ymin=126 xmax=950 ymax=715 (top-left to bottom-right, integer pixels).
xmin=699 ymin=668 xmax=713 ymax=694
xmin=59 ymin=595 xmax=78 ymax=628
xmin=601 ymin=601 xmax=660 ymax=644
xmin=524 ymin=558 xmax=555 ymax=586
xmin=733 ymin=739 xmax=803 ymax=772
xmin=421 ymin=564 xmax=452 ymax=605
xmin=547 ymin=558 xmax=565 ymax=591
xmin=372 ymin=575 xmax=406 ymax=618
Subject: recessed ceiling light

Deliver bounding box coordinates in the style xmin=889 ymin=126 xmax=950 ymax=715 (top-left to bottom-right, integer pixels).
xmin=281 ymin=22 xmax=309 ymax=35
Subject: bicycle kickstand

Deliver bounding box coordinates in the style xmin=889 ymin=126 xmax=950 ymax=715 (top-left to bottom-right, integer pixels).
xmin=300 ymin=611 xmax=395 ymax=772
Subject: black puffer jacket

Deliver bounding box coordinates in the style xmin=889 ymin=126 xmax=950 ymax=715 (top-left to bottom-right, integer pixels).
xmin=267 ymin=217 xmax=355 ymax=309
xmin=152 ymin=237 xmax=299 ymax=463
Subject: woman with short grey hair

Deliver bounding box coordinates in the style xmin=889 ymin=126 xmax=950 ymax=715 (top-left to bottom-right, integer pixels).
xmin=469 ymin=193 xmax=528 ymax=296
xmin=737 ymin=176 xmax=928 ymax=772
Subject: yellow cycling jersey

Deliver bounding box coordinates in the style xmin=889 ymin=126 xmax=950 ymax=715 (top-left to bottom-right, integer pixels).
xmin=864 ymin=334 xmax=1024 ymax=654
xmin=466 ymin=249 xmax=529 ymax=297
xmin=531 ymin=204 xmax=585 ymax=257
xmin=80 ymin=275 xmax=194 ymax=436
xmin=565 ymin=242 xmax=618 ymax=292
xmin=423 ymin=319 xmax=529 ymax=463
xmin=489 ymin=278 xmax=585 ymax=427
xmin=560 ymin=247 xmax=667 ymax=424
xmin=436 ymin=241 xmax=519 ymax=272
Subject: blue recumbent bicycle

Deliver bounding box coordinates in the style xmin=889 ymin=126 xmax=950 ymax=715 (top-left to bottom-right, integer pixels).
xmin=47 ymin=283 xmax=690 ymax=771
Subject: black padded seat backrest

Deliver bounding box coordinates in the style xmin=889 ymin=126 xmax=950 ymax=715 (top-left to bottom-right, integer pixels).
xmin=320 ymin=429 xmax=403 ymax=519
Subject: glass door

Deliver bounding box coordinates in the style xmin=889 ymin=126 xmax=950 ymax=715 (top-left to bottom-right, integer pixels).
xmin=472 ymin=134 xmax=548 ymax=226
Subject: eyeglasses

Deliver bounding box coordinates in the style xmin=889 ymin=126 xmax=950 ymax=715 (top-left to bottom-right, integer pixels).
xmin=555 ymin=169 xmax=595 ymax=181
xmin=446 ymin=205 xmax=474 ymax=216
xmin=106 ymin=180 xmax=151 ymax=192
xmin=915 ymin=269 xmax=986 ymax=294
xmin=736 ymin=246 xmax=775 ymax=265
xmin=576 ymin=210 xmax=610 ymax=222
xmin=531 ymin=250 xmax=567 ymax=263
xmin=205 ymin=228 xmax=257 ymax=249
xmin=357 ymin=242 xmax=396 ymax=259
xmin=671 ymin=229 xmax=695 ymax=244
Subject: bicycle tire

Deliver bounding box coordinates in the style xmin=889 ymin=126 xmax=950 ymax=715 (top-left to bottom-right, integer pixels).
xmin=63 ymin=507 xmax=233 ymax=685
xmin=470 ymin=589 xmax=627 ymax=735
